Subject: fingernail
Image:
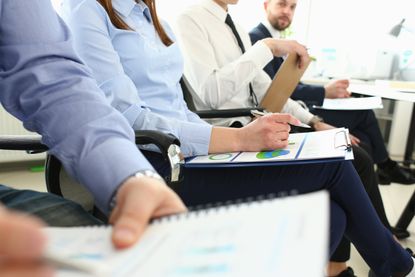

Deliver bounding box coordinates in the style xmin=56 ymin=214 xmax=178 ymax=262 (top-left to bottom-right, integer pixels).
xmin=114 ymin=227 xmax=135 ymax=244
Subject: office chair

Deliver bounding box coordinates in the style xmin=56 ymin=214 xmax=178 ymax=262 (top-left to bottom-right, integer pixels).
xmin=180 ymin=76 xmax=263 ymax=119
xmin=0 ymin=130 xmax=181 ymax=218
xmin=395 ymin=194 xmax=415 ymax=234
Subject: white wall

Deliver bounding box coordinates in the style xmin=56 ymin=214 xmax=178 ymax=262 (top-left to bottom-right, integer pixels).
xmin=156 ymin=0 xmax=414 ymax=80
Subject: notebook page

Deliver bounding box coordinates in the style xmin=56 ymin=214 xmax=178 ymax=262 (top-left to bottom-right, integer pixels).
xmin=44 ymin=191 xmax=329 ymax=277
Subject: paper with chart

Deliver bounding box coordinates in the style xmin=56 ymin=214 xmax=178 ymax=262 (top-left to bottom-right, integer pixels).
xmin=44 ymin=191 xmax=329 ymax=277
xmin=313 ymin=96 xmax=383 ymax=110
xmin=186 ymin=128 xmax=352 ymax=166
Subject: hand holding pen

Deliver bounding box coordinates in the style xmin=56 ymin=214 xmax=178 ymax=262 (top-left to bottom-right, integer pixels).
xmin=237 ymin=111 xmax=304 ymax=151
xmin=251 ymin=110 xmax=311 ymax=128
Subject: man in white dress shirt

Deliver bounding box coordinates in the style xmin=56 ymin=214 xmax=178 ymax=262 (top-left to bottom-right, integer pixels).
xmin=174 ymin=0 xmax=330 ymax=129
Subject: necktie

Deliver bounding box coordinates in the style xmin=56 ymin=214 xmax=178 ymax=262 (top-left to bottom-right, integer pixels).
xmin=225 ymin=14 xmax=258 ymax=107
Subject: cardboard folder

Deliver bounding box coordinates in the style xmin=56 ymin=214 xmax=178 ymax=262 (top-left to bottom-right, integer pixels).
xmin=260 ymin=54 xmax=311 ymax=112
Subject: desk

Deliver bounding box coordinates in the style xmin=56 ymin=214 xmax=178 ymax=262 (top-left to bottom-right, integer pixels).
xmin=304 ymin=79 xmax=415 ymax=232
xmin=348 ymin=83 xmax=415 ymax=166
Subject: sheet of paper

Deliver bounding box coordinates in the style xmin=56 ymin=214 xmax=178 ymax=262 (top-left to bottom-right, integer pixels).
xmin=314 ymin=96 xmax=383 ymax=110
xmin=45 ymin=191 xmax=329 ymax=277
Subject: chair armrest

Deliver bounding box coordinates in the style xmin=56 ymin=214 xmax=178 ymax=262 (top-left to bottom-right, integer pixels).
xmin=135 ymin=130 xmax=182 ymax=182
xmin=135 ymin=130 xmax=180 ymax=159
xmin=196 ymin=108 xmax=264 ymax=119
xmin=0 ymin=135 xmax=48 ymax=153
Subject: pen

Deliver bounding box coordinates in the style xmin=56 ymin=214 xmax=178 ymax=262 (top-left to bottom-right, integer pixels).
xmin=250 ymin=110 xmax=311 ymax=128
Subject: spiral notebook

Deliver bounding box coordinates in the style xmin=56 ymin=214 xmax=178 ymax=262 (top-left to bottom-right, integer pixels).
xmin=186 ymin=128 xmax=353 ymax=168
xmin=44 ymin=191 xmax=328 ymax=277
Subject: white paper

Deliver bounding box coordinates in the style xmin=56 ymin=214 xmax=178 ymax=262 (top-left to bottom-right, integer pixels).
xmin=44 ymin=191 xmax=329 ymax=277
xmin=314 ymin=96 xmax=383 ymax=110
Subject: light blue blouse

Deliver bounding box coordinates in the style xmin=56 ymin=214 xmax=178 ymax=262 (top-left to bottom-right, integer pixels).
xmin=62 ymin=0 xmax=212 ymax=157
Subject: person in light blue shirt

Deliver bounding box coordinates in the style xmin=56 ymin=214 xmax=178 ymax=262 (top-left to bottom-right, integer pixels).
xmin=63 ymin=1 xmax=415 ymax=275
xmin=0 ymin=1 xmax=185 ymax=274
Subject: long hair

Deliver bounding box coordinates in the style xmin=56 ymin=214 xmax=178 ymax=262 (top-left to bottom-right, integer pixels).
xmin=97 ymin=0 xmax=173 ymax=46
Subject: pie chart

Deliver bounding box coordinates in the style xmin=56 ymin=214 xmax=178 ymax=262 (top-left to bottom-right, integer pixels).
xmin=256 ymin=149 xmax=290 ymax=159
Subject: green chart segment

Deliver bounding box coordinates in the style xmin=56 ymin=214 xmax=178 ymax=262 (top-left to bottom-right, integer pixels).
xmin=256 ymin=149 xmax=290 ymax=160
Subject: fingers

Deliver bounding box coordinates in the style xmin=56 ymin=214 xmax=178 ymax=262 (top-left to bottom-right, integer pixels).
xmin=110 ymin=177 xmax=186 ymax=249
xmin=0 ymin=263 xmax=54 ymax=277
xmin=295 ymin=46 xmax=310 ymax=69
xmin=110 ymin=180 xmax=157 ymax=249
xmin=350 ymin=134 xmax=361 ymax=145
xmin=266 ymin=113 xmax=301 ymax=126
xmin=337 ymin=79 xmax=350 ymax=86
xmin=0 ymin=210 xmax=46 ymax=261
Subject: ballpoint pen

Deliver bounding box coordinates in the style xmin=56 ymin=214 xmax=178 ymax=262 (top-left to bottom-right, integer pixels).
xmin=250 ymin=110 xmax=311 ymax=128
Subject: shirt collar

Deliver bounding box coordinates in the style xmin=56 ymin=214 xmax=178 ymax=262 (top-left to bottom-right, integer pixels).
xmin=262 ymin=19 xmax=281 ymax=39
xmin=112 ymin=0 xmax=152 ymax=22
xmin=202 ymin=0 xmax=228 ymax=22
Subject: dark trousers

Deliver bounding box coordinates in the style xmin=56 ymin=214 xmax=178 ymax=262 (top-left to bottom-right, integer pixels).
xmin=313 ymin=108 xmax=389 ymax=164
xmin=331 ymin=145 xmax=391 ymax=262
xmin=143 ymin=151 xmax=411 ymax=276
xmin=0 ymin=185 xmax=102 ymax=226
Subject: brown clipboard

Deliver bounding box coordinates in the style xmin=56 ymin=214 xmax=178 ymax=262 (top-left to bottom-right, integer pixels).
xmin=260 ymin=54 xmax=311 ymax=112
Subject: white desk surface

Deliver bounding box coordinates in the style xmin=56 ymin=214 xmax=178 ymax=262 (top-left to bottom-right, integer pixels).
xmin=302 ymin=78 xmax=415 ymax=103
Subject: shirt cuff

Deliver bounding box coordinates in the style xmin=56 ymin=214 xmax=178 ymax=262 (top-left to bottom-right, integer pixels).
xmin=244 ymin=40 xmax=274 ymax=71
xmin=282 ymin=98 xmax=314 ymax=124
xmin=178 ymin=121 xmax=212 ymax=157
xmin=76 ymin=137 xmax=154 ymax=215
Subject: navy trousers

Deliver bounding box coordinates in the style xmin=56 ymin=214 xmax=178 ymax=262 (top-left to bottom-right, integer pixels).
xmin=0 ymin=185 xmax=102 ymax=227
xmin=312 ymin=108 xmax=389 ymax=164
xmin=144 ymin=151 xmax=412 ymax=276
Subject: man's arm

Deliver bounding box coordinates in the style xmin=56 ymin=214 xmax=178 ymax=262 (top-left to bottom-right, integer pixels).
xmin=291 ymin=83 xmax=326 ymax=107
xmin=0 ymin=0 xmax=186 ymax=253
xmin=0 ymin=0 xmax=163 ymax=214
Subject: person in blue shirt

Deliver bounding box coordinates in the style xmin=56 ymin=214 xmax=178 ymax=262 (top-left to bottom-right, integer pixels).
xmin=63 ymin=0 xmax=415 ymax=275
xmin=249 ymin=0 xmax=415 ymax=185
xmin=0 ymin=0 xmax=185 ymax=275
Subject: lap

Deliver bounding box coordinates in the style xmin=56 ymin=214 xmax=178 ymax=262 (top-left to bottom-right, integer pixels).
xmin=0 ymin=184 xmax=102 ymax=227
xmin=178 ymin=161 xmax=354 ymax=206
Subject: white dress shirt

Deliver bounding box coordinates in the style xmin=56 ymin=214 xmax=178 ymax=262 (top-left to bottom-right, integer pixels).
xmin=175 ymin=0 xmax=313 ymax=126
xmin=263 ymin=19 xmax=282 ymax=39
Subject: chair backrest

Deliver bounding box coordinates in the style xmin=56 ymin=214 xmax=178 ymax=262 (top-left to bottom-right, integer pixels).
xmin=46 ymin=130 xmax=182 ymax=219
xmin=180 ymin=76 xmax=197 ymax=112
xmin=179 ymin=76 xmax=263 ymax=120
xmin=45 ymin=155 xmax=95 ymax=213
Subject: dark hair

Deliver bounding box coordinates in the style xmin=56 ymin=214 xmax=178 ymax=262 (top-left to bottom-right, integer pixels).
xmin=97 ymin=0 xmax=173 ymax=46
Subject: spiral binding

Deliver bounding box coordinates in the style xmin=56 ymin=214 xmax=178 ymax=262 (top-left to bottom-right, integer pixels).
xmin=151 ymin=190 xmax=299 ymax=224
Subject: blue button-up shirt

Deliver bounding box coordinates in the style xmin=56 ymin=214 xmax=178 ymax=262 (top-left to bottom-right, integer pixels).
xmin=62 ymin=0 xmax=212 ymax=157
xmin=0 ymin=0 xmax=154 ymax=214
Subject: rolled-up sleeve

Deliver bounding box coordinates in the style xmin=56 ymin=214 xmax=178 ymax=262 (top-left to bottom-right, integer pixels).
xmin=0 ymin=0 xmax=154 ymax=214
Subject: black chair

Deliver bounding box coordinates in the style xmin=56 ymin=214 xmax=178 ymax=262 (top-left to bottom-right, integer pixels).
xmin=0 ymin=131 xmax=181 ymax=218
xmin=180 ymin=76 xmax=263 ymax=119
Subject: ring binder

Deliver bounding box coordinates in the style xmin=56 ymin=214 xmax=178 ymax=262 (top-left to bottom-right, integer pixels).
xmin=334 ymin=129 xmax=352 ymax=151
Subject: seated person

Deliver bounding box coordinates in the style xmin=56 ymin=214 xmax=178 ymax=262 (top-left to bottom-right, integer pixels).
xmin=62 ymin=0 xmax=415 ymax=276
xmin=173 ymin=0 xmax=408 ymax=275
xmin=0 ymin=0 xmax=185 ymax=275
xmin=248 ymin=0 xmax=414 ymax=185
